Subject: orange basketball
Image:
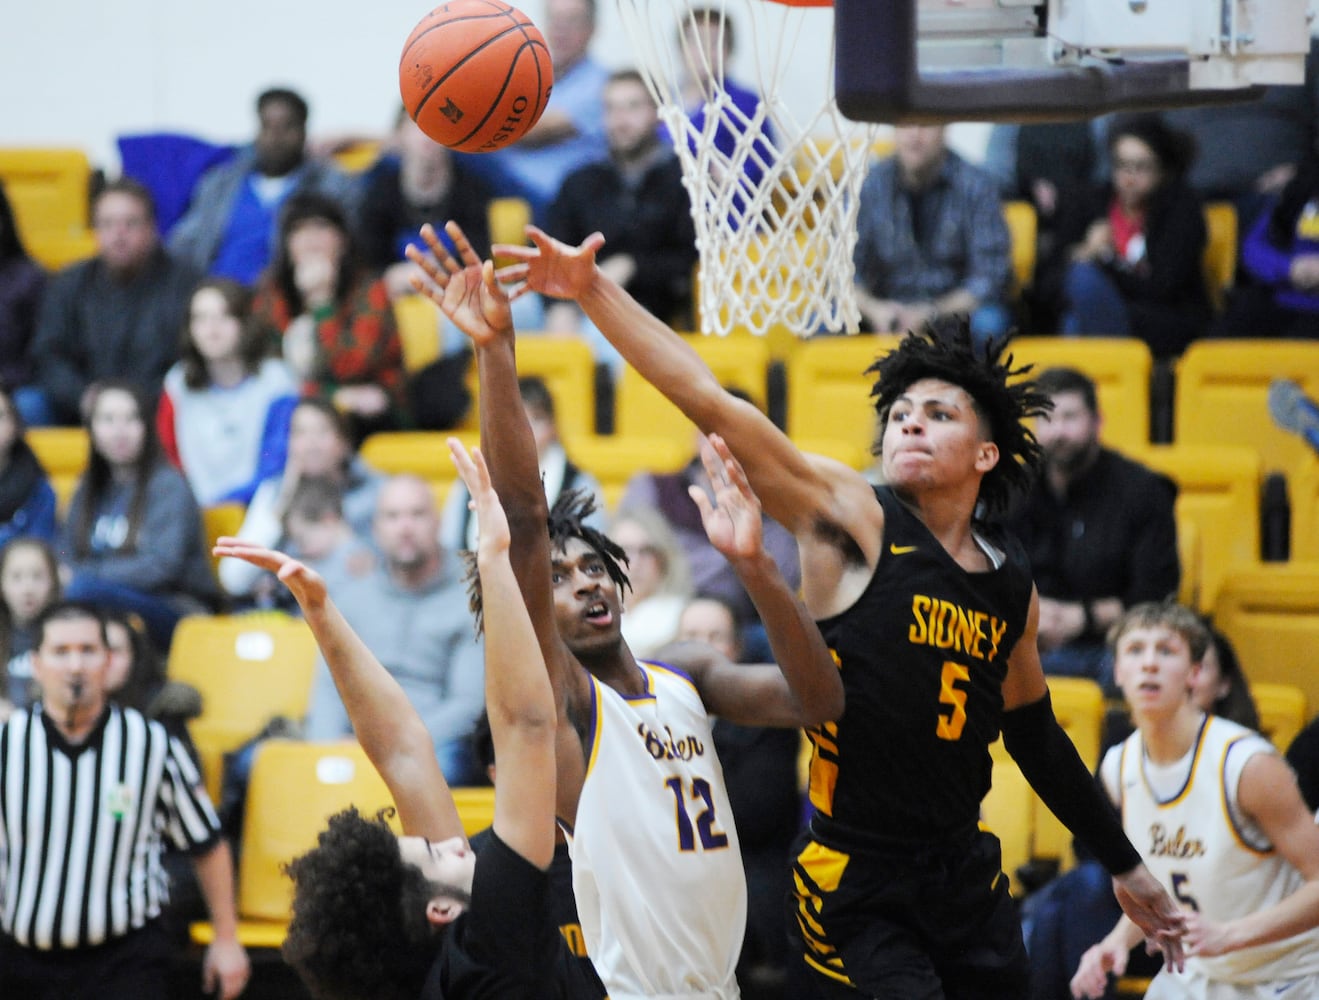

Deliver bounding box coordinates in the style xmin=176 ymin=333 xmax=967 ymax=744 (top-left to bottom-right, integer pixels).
xmin=399 ymin=1 xmax=553 ymax=154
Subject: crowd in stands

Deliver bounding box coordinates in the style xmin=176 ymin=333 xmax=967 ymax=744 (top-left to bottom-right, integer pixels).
xmin=4 ymin=5 xmax=1319 ymax=999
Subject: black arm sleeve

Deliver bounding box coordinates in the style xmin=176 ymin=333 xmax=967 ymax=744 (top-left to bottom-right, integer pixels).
xmin=1001 ymin=691 xmax=1142 ymax=876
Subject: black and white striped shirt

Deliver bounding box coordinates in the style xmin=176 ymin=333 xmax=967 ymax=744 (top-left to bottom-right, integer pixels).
xmin=0 ymin=704 xmax=221 ymax=950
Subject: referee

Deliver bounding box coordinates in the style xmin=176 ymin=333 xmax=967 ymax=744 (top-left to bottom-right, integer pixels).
xmin=0 ymin=601 xmax=249 ymax=1000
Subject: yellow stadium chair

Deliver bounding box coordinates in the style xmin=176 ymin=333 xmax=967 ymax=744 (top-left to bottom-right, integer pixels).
xmin=1290 ymin=455 xmax=1319 ymax=562
xmin=1008 ymin=336 xmax=1153 ymax=453
xmin=392 ymin=293 xmax=441 ymax=373
xmin=1251 ymin=682 xmax=1308 ymax=751
xmin=567 ymin=434 xmax=691 ymax=514
xmin=1214 ymin=563 xmax=1319 ymax=725
xmin=786 ymin=334 xmax=902 ymax=457
xmin=330 ymin=140 xmax=381 ymax=174
xmin=24 ymin=230 xmax=97 ymax=270
xmin=0 ymin=147 xmax=92 ymax=240
xmin=1130 ymin=445 xmax=1261 ymax=612
xmin=451 ymin=785 xmax=498 ymax=838
xmin=358 ymin=431 xmax=466 ymax=506
xmin=1003 ymin=200 xmax=1037 ymax=295
xmin=27 ymin=427 xmax=89 ymax=516
xmin=488 ymin=196 xmax=531 ymax=266
xmin=191 ymin=739 xmax=398 ymax=948
xmin=1031 ymin=677 xmax=1106 ymax=868
xmin=453 ymin=335 xmax=597 ymax=439
xmin=1174 ymin=340 xmax=1319 ymax=475
xmin=1201 ymin=201 xmax=1237 ymax=313
xmin=202 ymin=503 xmax=246 ymax=575
xmin=1175 ymin=514 xmax=1202 ymax=611
xmin=980 ymin=759 xmax=1034 ymax=897
xmin=166 ymin=615 xmax=319 ymax=801
xmin=615 ymin=333 xmax=773 ymax=451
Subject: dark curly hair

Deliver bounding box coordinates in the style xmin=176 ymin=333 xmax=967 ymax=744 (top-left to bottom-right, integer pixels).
xmin=461 ymin=488 xmax=631 ymax=635
xmin=282 ymin=807 xmax=447 ymax=1000
xmin=866 ymin=319 xmax=1050 ymax=516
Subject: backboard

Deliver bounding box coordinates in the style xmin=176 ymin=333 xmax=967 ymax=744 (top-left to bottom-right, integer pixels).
xmin=836 ymin=0 xmax=1311 ymax=123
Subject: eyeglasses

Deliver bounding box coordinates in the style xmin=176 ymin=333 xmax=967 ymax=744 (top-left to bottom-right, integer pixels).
xmin=1113 ymin=157 xmax=1160 ymax=176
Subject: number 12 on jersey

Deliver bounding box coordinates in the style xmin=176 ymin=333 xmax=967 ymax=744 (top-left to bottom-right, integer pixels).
xmin=665 ymin=776 xmax=729 ymax=851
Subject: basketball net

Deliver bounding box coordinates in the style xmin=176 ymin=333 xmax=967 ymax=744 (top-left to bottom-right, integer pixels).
xmin=614 ymin=0 xmax=876 ymax=338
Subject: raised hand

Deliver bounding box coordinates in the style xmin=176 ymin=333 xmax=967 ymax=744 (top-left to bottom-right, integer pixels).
xmin=1112 ymin=866 xmax=1187 ymax=972
xmin=211 ymin=538 xmax=327 ymax=613
xmin=447 ymin=438 xmax=510 ymax=555
xmin=493 ymin=225 xmax=605 ymax=302
xmin=688 ymin=433 xmax=764 ymax=565
xmin=405 ymin=221 xmax=511 ymax=348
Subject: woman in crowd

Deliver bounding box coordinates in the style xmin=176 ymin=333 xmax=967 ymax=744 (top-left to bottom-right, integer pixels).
xmin=0 ymin=182 xmax=46 ymax=424
xmin=610 ymin=504 xmax=691 ymax=658
xmin=60 ymin=380 xmax=219 ymax=648
xmin=158 ymin=277 xmax=298 ymax=506
xmin=0 ymin=536 xmax=61 ymax=715
xmin=0 ymin=383 xmax=57 ymax=550
xmin=218 ymin=397 xmax=381 ymax=603
xmin=1061 ymin=114 xmax=1211 ymax=357
xmin=252 ymin=193 xmax=407 ymax=441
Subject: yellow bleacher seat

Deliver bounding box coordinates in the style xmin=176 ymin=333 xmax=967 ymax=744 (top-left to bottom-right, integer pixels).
xmin=166 ymin=615 xmax=319 ymax=801
xmin=567 ymin=434 xmax=691 ymax=514
xmin=1130 ymin=445 xmax=1261 ymax=612
xmin=980 ymin=758 xmax=1034 ymax=897
xmin=1174 ymin=340 xmax=1319 ymax=475
xmin=1250 ymin=682 xmax=1308 ymax=751
xmin=24 ymin=230 xmax=97 ymax=270
xmin=488 ymin=196 xmax=531 ymax=265
xmin=27 ymin=426 xmax=89 ymax=515
xmin=191 ymin=739 xmax=397 ymax=948
xmin=786 ymin=334 xmax=902 ymax=457
xmin=202 ymin=503 xmax=246 ymax=575
xmin=1201 ymin=201 xmax=1237 ymax=313
xmin=453 ymin=334 xmax=597 ymax=439
xmin=1290 ymin=455 xmax=1319 ymax=562
xmin=1008 ymin=336 xmax=1153 ymax=453
xmin=451 ymin=785 xmax=497 ymax=838
xmin=1003 ymin=200 xmax=1037 ymax=294
xmin=1175 ymin=515 xmax=1201 ymax=611
xmin=1214 ymin=563 xmax=1319 ymax=726
xmin=330 ymin=140 xmax=381 ymax=173
xmin=615 ymin=333 xmax=772 ymax=451
xmin=359 ymin=430 xmax=466 ymax=506
xmin=0 ymin=147 xmax=92 ymax=240
xmin=392 ymin=293 xmax=441 ymax=373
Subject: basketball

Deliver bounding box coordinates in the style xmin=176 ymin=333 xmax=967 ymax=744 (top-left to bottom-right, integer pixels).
xmin=399 ymin=1 xmax=553 ymax=154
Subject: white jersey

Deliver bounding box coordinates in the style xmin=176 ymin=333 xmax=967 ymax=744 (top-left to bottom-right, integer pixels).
xmin=1101 ymin=714 xmax=1319 ymax=990
xmin=566 ymin=662 xmax=745 ymax=999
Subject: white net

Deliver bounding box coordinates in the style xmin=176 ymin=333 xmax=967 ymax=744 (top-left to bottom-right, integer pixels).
xmin=614 ymin=0 xmax=877 ymax=338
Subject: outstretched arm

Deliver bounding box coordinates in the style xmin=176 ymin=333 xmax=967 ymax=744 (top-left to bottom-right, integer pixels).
xmin=210 ymin=538 xmax=462 ymax=841
xmin=448 ymin=439 xmax=559 ymax=869
xmin=495 ymin=227 xmax=880 ymax=543
xmin=682 ymin=434 xmax=843 ymax=726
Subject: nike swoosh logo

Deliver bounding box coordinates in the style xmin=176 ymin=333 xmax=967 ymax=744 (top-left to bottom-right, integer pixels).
xmin=889 ymin=544 xmax=917 ymax=555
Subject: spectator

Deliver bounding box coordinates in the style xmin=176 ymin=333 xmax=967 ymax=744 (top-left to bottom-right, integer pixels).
xmin=0 ymin=181 xmax=46 ymax=421
xmin=675 ymin=592 xmax=801 ymax=997
xmin=619 ymin=420 xmax=800 ymax=656
xmin=59 ymin=381 xmax=220 ymax=650
xmin=1070 ymin=602 xmax=1319 ymax=1000
xmin=853 ymin=124 xmax=1014 ymax=343
xmin=252 ymin=192 xmax=407 ymax=439
xmin=1024 ymin=622 xmax=1259 ymax=1000
xmin=1005 ymin=367 xmax=1179 ymax=689
xmin=26 ymin=179 xmax=201 ymax=426
xmin=0 ymin=536 xmax=61 ymax=714
xmin=544 ymin=68 xmax=698 ymax=376
xmin=1222 ymin=152 xmax=1319 ymax=339
xmin=168 ymin=86 xmax=357 ymax=285
xmin=0 ymin=383 xmax=57 ymax=550
xmin=1061 ymin=114 xmax=1211 ymax=357
xmin=461 ymin=0 xmax=610 ymax=221
xmin=218 ymin=397 xmax=382 ymax=603
xmin=439 ymin=375 xmax=604 ymax=552
xmin=281 ymin=475 xmax=375 ymax=584
xmin=611 ymin=505 xmax=690 ymax=658
xmin=0 ymin=602 xmax=248 ymax=1000
xmin=158 ymin=278 xmax=298 ymax=506
xmin=304 ymin=474 xmax=485 ymax=786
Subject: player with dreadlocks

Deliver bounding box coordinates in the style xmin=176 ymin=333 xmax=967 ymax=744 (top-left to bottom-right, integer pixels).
xmin=484 ymin=225 xmax=1189 ymax=999
xmin=408 ymin=221 xmax=843 ymax=1000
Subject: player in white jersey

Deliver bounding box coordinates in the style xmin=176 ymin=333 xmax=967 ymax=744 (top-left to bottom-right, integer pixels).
xmin=407 ymin=222 xmax=844 ymax=999
xmin=1072 ymin=601 xmax=1319 ymax=1000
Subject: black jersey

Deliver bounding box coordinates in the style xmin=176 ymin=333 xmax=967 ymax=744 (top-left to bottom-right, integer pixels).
xmin=807 ymin=485 xmax=1034 ymax=842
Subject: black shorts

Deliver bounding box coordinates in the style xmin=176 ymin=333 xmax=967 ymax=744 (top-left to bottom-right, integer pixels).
xmin=788 ymin=822 xmax=1028 ymax=1000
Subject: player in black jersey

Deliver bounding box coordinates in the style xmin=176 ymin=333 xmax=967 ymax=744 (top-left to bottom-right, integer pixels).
xmin=494 ymin=226 xmax=1189 ymax=998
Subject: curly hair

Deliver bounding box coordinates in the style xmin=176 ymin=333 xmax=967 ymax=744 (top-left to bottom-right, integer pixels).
xmin=282 ymin=808 xmax=442 ymax=1000
xmin=866 ymin=319 xmax=1050 ymax=516
xmin=461 ymin=488 xmax=631 ymax=634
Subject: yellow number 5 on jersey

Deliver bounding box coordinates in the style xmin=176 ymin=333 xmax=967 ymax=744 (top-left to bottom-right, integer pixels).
xmin=937 ymin=661 xmax=970 ymax=740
